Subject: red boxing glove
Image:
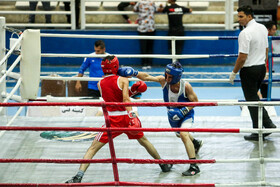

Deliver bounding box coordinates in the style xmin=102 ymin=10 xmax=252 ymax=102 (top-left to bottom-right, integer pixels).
xmin=128 ymin=111 xmax=142 ymax=135
xmin=129 ymin=81 xmax=147 ymax=97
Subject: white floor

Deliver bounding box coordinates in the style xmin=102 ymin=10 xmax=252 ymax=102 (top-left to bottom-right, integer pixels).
xmin=0 ymin=116 xmax=280 ymax=186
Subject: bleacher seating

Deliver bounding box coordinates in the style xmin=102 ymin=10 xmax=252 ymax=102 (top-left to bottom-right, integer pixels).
xmin=85 ymin=1 xmax=101 ymax=9
xmin=1 ymin=0 xmax=238 ymax=30
xmin=189 ymin=1 xmax=209 ymax=9
xmin=102 ymin=2 xmax=120 ymax=8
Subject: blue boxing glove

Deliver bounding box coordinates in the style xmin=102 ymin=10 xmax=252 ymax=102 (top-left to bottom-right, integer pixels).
xmin=118 ymin=67 xmax=138 ymax=77
xmin=167 ymin=107 xmax=189 ymax=121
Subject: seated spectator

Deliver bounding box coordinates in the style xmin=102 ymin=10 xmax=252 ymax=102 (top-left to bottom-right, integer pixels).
xmin=29 ymin=1 xmax=51 ymax=23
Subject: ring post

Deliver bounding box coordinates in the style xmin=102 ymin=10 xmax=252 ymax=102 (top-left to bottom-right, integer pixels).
xmin=267 ymin=36 xmax=272 ymax=101
xmin=257 ymin=105 xmax=265 ymax=182
xmin=0 ymin=17 xmax=6 ymax=116
xmin=20 ymin=29 xmax=41 ymax=100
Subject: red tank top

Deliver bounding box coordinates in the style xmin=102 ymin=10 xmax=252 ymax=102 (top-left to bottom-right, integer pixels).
xmin=100 ymin=75 xmax=126 ymax=112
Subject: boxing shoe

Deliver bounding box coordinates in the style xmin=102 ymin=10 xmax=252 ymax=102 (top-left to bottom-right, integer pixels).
xmin=182 ymin=164 xmax=200 ymax=176
xmin=159 ymin=163 xmax=173 ymax=172
xmin=65 ymin=175 xmax=82 ymax=183
xmin=193 ymin=139 xmax=203 ymax=154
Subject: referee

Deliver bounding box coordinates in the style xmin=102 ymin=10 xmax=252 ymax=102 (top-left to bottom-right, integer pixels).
xmin=229 ymin=5 xmax=277 ymax=141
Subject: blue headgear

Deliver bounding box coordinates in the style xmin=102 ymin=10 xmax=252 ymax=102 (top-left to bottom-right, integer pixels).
xmin=165 ymin=62 xmax=184 ymax=84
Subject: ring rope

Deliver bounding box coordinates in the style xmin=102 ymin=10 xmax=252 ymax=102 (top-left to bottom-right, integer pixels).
xmin=0 ymin=158 xmax=216 ymax=164
xmin=0 ymin=126 xmax=241 ymax=133
xmin=39 ymin=33 xmax=280 ymax=41
xmin=0 ymin=181 xmax=216 ymax=187
xmin=0 ymin=55 xmax=21 ymax=85
xmin=38 ymin=75 xmax=280 ymax=83
xmin=2 ymin=32 xmax=280 ymax=186
xmin=1 ymin=104 xmax=279 ymax=185
xmin=0 ymin=34 xmax=22 ymax=67
xmin=1 ymin=101 xmax=280 ymax=107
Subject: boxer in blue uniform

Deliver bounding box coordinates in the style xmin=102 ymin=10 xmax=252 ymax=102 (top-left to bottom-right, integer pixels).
xmin=118 ymin=61 xmax=203 ymax=176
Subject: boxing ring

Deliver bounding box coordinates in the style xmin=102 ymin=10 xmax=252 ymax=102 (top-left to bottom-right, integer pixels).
xmin=1 ymin=18 xmax=280 ymax=186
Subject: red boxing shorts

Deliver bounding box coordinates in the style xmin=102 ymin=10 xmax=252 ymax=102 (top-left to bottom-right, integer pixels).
xmin=95 ymin=114 xmax=144 ymax=143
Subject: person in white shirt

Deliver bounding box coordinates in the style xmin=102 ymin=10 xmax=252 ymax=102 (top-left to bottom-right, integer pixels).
xmin=229 ymin=5 xmax=277 ymax=141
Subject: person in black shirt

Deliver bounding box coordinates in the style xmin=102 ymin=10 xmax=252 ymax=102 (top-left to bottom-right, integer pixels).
xmin=159 ymin=0 xmax=192 ymax=55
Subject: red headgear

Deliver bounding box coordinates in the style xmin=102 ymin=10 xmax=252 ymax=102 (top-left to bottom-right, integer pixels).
xmin=101 ymin=56 xmax=119 ymax=75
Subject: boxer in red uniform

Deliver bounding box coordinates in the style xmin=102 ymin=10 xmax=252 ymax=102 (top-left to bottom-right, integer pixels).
xmin=65 ymin=55 xmax=172 ymax=183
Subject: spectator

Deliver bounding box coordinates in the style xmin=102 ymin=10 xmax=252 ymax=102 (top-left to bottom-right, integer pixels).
xmin=117 ymin=2 xmax=136 ymax=23
xmin=75 ymin=40 xmax=108 ymax=99
xmin=134 ymin=0 xmax=158 ymax=69
xmin=29 ymin=1 xmax=51 ymax=24
xmin=229 ymin=5 xmax=277 ymax=141
xmin=64 ymin=0 xmax=80 ymax=29
xmin=158 ymin=0 xmax=192 ymax=55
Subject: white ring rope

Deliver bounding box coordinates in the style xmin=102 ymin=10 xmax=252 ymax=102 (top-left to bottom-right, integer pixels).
xmin=0 ymin=78 xmax=22 ymax=105
xmin=39 ymin=75 xmax=233 ymax=83
xmin=0 ymin=55 xmax=21 ymax=85
xmin=40 ymin=33 xmax=221 ymax=41
xmin=0 ymin=34 xmax=22 ymax=66
xmin=41 ymin=53 xmax=211 ymax=59
xmin=0 ymin=106 xmax=24 ymax=139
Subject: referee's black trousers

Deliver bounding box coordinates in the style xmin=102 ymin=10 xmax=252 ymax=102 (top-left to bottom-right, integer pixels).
xmin=240 ymin=64 xmax=274 ymax=129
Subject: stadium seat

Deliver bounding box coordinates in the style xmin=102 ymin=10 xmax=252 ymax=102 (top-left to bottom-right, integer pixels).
xmin=189 ymin=1 xmax=209 ymax=9
xmin=15 ymin=1 xmax=57 ymax=10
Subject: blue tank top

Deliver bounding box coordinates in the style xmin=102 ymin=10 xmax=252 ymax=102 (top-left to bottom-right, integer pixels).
xmin=163 ymin=79 xmax=194 ymax=120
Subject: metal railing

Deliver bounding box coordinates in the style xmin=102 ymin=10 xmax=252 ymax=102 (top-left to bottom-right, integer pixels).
xmin=0 ymin=0 xmax=76 ymax=29
xmin=0 ymin=0 xmax=238 ymax=30
xmin=80 ymin=0 xmax=238 ymax=30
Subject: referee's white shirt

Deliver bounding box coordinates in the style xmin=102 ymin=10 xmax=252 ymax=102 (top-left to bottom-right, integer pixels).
xmin=238 ymin=19 xmax=268 ymax=67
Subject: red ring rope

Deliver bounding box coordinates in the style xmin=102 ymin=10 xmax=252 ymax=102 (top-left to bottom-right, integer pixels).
xmin=0 ymin=101 xmax=228 ymax=186
xmin=0 ymin=182 xmax=215 ymax=186
xmin=0 ymin=158 xmax=216 ymax=164
xmin=0 ymin=101 xmax=218 ymax=107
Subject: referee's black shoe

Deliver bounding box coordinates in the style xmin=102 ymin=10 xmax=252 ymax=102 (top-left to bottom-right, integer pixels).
xmin=244 ymin=133 xmax=267 ymax=141
xmin=263 ymin=123 xmax=277 ymax=137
